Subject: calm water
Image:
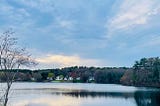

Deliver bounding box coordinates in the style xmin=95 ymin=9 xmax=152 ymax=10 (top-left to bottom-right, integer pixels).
xmin=4 ymin=82 xmax=160 ymax=106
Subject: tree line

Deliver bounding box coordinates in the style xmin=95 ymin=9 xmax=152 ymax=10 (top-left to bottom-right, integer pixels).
xmin=0 ymin=67 xmax=127 ymax=83
xmin=121 ymin=57 xmax=160 ymax=87
xmin=1 ymin=57 xmax=160 ymax=88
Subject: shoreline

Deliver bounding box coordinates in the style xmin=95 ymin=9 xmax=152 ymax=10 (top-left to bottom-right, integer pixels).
xmin=11 ymin=81 xmax=160 ymax=88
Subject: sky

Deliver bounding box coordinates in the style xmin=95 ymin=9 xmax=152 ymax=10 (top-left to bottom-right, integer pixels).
xmin=0 ymin=0 xmax=160 ymax=69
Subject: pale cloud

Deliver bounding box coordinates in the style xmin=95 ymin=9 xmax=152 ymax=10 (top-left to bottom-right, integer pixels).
xmin=116 ymin=42 xmax=127 ymax=50
xmin=119 ymin=35 xmax=160 ymax=55
xmin=137 ymin=35 xmax=160 ymax=48
xmin=0 ymin=0 xmax=32 ymax=29
xmin=14 ymin=0 xmax=55 ymax=13
xmin=107 ymin=0 xmax=160 ymax=32
xmin=58 ymin=20 xmax=74 ymax=29
xmin=53 ymin=17 xmax=75 ymax=30
xmin=36 ymin=54 xmax=102 ymax=68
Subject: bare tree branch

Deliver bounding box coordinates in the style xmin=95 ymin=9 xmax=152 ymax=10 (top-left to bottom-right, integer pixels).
xmin=0 ymin=29 xmax=37 ymax=106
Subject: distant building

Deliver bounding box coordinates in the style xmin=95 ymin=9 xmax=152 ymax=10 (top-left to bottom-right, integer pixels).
xmin=76 ymin=77 xmax=80 ymax=80
xmin=56 ymin=76 xmax=63 ymax=80
xmin=89 ymin=77 xmax=94 ymax=81
xmin=47 ymin=77 xmax=53 ymax=80
xmin=31 ymin=77 xmax=35 ymax=81
xmin=68 ymin=77 xmax=73 ymax=81
xmin=64 ymin=77 xmax=68 ymax=81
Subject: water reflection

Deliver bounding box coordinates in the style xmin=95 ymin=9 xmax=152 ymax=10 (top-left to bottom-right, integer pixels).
xmin=53 ymin=91 xmax=134 ymax=98
xmin=52 ymin=90 xmax=160 ymax=106
xmin=134 ymin=91 xmax=160 ymax=106
xmin=7 ymin=83 xmax=160 ymax=106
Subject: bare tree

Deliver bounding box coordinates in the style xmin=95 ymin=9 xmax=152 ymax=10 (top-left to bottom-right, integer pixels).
xmin=0 ymin=29 xmax=37 ymax=106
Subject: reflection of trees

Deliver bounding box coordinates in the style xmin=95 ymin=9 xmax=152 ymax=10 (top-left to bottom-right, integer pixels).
xmin=53 ymin=90 xmax=160 ymax=106
xmin=134 ymin=91 xmax=160 ymax=106
xmin=55 ymin=91 xmax=134 ymax=99
xmin=18 ymin=88 xmax=160 ymax=106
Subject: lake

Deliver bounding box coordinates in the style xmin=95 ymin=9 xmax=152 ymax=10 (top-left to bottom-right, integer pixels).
xmin=4 ymin=82 xmax=160 ymax=106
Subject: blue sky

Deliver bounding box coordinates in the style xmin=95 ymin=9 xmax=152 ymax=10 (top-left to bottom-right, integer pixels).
xmin=0 ymin=0 xmax=160 ymax=68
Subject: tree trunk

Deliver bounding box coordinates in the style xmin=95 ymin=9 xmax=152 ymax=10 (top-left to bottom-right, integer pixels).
xmin=4 ymin=85 xmax=10 ymax=106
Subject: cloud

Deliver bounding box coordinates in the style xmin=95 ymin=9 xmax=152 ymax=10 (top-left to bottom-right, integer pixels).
xmin=58 ymin=20 xmax=74 ymax=29
xmin=0 ymin=1 xmax=30 ymax=22
xmin=115 ymin=35 xmax=160 ymax=56
xmin=36 ymin=54 xmax=102 ymax=68
xmin=107 ymin=0 xmax=160 ymax=33
xmin=0 ymin=0 xmax=34 ymax=32
xmin=13 ymin=0 xmax=55 ymax=13
xmin=136 ymin=35 xmax=160 ymax=48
